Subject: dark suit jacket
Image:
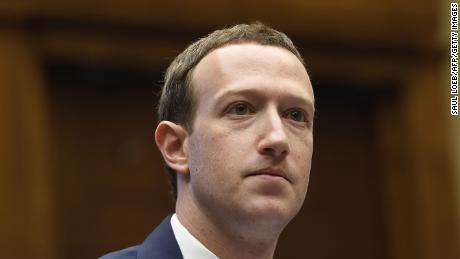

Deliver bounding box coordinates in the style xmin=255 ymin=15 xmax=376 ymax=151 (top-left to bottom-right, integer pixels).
xmin=100 ymin=215 xmax=184 ymax=259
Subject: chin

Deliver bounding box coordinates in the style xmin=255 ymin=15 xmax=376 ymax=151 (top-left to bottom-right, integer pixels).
xmin=243 ymin=197 xmax=299 ymax=224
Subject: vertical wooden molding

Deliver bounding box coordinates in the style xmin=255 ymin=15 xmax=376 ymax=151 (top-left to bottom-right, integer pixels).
xmin=0 ymin=30 xmax=56 ymax=259
xmin=450 ymin=89 xmax=460 ymax=258
xmin=402 ymin=64 xmax=459 ymax=259
xmin=378 ymin=63 xmax=459 ymax=259
xmin=441 ymin=0 xmax=460 ymax=256
xmin=377 ymin=96 xmax=421 ymax=259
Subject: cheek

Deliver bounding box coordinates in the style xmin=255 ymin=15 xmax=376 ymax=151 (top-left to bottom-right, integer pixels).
xmin=292 ymin=146 xmax=312 ymax=205
xmin=196 ymin=122 xmax=250 ymax=155
xmin=187 ymin=128 xmax=248 ymax=203
xmin=292 ymin=138 xmax=313 ymax=182
xmin=188 ymin=127 xmax=245 ymax=180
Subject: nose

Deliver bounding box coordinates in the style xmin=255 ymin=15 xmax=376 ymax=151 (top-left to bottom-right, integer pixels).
xmin=257 ymin=108 xmax=290 ymax=158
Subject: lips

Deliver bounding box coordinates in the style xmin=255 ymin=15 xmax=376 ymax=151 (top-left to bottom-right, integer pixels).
xmin=247 ymin=167 xmax=291 ymax=183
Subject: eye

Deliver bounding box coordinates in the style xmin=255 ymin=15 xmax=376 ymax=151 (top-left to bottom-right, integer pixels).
xmin=227 ymin=102 xmax=253 ymax=115
xmin=285 ymin=108 xmax=307 ymax=123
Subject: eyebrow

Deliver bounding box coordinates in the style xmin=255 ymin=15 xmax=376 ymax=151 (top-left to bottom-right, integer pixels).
xmin=214 ymin=87 xmax=315 ymax=113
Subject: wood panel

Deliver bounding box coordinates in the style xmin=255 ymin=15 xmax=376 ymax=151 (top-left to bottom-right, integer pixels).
xmin=0 ymin=0 xmax=438 ymax=50
xmin=46 ymin=62 xmax=174 ymax=258
xmin=377 ymin=64 xmax=460 ymax=259
xmin=0 ymin=29 xmax=56 ymax=259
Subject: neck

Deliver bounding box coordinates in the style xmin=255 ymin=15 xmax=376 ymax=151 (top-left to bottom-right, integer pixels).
xmin=175 ymin=187 xmax=284 ymax=259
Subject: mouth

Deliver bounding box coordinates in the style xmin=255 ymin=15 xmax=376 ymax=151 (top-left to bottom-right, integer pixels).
xmin=247 ymin=167 xmax=291 ymax=183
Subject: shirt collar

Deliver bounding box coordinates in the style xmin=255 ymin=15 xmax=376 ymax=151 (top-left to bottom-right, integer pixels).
xmin=170 ymin=213 xmax=219 ymax=259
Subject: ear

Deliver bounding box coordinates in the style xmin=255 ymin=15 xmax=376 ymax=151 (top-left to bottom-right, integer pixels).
xmin=154 ymin=121 xmax=189 ymax=175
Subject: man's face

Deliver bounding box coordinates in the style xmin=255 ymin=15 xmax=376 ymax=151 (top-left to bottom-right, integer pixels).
xmin=185 ymin=43 xmax=314 ymax=225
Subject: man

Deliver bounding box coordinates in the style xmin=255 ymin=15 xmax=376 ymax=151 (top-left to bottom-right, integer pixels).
xmin=101 ymin=22 xmax=315 ymax=259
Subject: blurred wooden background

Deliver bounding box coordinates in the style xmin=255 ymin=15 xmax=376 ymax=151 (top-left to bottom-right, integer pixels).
xmin=1 ymin=1 xmax=459 ymax=258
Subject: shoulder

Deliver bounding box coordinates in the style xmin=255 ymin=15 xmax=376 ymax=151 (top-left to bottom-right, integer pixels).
xmin=99 ymin=215 xmax=183 ymax=259
xmin=99 ymin=245 xmax=139 ymax=259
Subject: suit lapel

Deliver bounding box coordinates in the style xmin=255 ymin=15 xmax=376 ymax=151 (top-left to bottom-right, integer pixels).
xmin=137 ymin=215 xmax=184 ymax=259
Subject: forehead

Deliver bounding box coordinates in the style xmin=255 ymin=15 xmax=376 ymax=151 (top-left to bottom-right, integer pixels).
xmin=190 ymin=43 xmax=314 ymax=106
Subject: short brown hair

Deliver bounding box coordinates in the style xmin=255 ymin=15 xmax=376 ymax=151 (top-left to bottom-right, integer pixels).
xmin=157 ymin=22 xmax=306 ymax=201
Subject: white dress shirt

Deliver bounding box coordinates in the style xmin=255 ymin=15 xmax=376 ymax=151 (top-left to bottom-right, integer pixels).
xmin=170 ymin=213 xmax=219 ymax=259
